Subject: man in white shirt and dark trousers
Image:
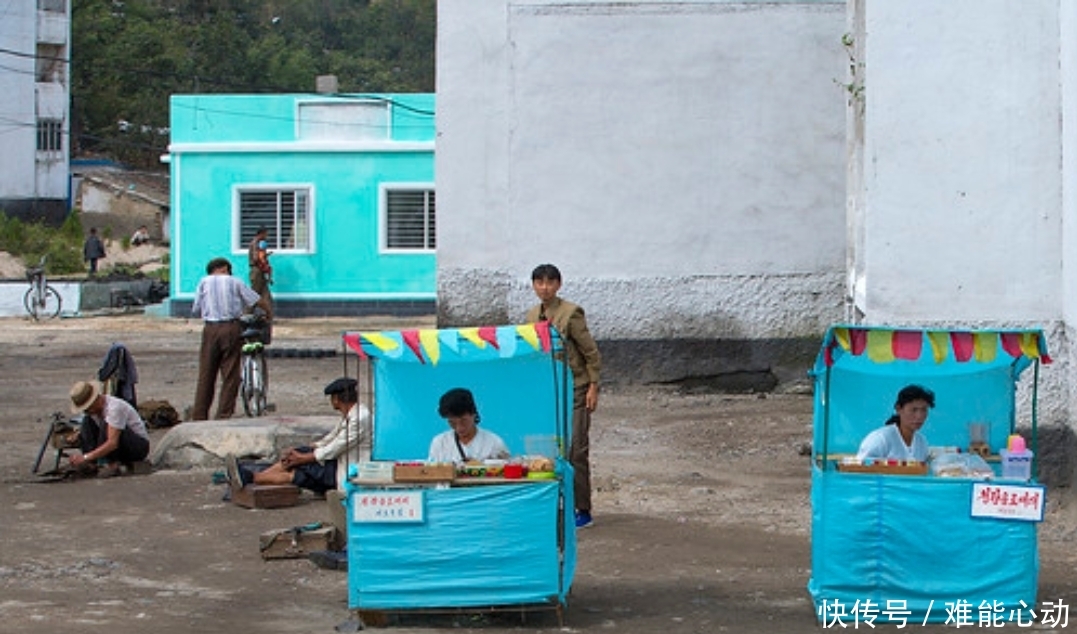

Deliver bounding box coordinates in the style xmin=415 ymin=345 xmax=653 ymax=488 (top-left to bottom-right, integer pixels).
xmin=190 ymin=257 xmax=261 ymax=421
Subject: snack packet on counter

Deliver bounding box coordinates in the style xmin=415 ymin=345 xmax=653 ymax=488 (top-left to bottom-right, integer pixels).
xmin=930 ymin=452 xmax=993 ymax=479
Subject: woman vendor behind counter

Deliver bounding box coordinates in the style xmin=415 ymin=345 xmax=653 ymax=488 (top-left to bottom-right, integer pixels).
xmin=428 ymin=387 xmax=510 ymax=463
xmin=856 ymin=384 xmax=935 ymax=462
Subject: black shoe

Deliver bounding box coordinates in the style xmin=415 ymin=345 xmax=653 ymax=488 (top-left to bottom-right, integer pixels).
xmin=308 ymin=550 xmax=348 ymax=571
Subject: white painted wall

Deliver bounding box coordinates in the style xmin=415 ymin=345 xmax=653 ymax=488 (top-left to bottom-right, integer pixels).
xmin=851 ymin=0 xmax=1062 ymax=323
xmin=437 ymin=0 xmax=847 ymax=342
xmin=0 ymin=1 xmax=38 ymax=198
xmin=849 ymin=0 xmax=1071 ymax=421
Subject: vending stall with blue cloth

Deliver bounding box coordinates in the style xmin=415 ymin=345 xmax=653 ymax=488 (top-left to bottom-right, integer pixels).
xmin=808 ymin=325 xmax=1050 ymax=625
xmin=341 ymin=323 xmax=576 ymax=624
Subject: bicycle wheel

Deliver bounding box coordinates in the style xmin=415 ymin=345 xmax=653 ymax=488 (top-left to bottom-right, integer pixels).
xmin=241 ymin=353 xmax=268 ymax=417
xmin=23 ymin=285 xmax=61 ymax=320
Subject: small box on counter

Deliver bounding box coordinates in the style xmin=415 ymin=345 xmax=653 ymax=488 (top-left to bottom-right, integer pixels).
xmin=393 ymin=462 xmax=455 ymax=483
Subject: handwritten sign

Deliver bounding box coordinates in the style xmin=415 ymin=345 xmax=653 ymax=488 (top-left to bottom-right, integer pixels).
xmin=352 ymin=490 xmax=425 ymax=523
xmin=970 ymin=482 xmax=1045 ymax=522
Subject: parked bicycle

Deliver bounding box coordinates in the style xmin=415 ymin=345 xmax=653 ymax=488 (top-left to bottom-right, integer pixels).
xmin=239 ymin=309 xmax=270 ymax=417
xmin=24 ymin=255 xmax=61 ymax=320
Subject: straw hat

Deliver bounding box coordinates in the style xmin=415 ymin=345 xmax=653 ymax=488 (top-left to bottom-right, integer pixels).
xmin=69 ymin=380 xmax=101 ymax=414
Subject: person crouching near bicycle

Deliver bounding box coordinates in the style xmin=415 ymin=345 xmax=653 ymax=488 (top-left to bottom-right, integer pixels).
xmin=226 ymin=377 xmax=371 ymax=494
xmin=67 ymin=380 xmax=150 ymax=478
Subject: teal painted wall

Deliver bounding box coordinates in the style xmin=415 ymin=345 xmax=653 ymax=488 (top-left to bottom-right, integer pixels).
xmin=169 ymin=94 xmax=436 ymax=303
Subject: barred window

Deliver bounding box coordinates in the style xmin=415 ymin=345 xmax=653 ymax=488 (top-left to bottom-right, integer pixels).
xmin=37 ymin=119 xmax=63 ymax=152
xmin=237 ymin=188 xmax=311 ymax=252
xmin=385 ymin=188 xmax=436 ymax=251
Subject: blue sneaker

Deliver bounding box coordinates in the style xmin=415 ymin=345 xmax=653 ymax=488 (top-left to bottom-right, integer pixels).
xmin=575 ymin=511 xmax=593 ymax=529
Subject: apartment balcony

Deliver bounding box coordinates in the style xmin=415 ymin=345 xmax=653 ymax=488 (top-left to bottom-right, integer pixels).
xmin=36 ymin=8 xmax=68 ymax=46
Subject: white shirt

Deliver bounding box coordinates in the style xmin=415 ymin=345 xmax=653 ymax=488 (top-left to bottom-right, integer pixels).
xmin=428 ymin=428 xmax=510 ymax=463
xmin=313 ymin=403 xmax=371 ymax=491
xmin=856 ymin=424 xmax=929 ymax=462
xmin=91 ymin=395 xmax=150 ymax=441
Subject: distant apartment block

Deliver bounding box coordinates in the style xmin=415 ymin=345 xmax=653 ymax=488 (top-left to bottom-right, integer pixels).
xmin=0 ymin=0 xmax=70 ymax=223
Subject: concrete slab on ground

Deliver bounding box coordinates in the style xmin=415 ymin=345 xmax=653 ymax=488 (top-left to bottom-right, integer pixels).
xmin=150 ymin=415 xmax=337 ymax=469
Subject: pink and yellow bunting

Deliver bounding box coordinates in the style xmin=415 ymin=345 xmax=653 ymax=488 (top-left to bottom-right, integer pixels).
xmin=459 ymin=327 xmax=486 ymax=349
xmin=824 ymin=327 xmax=1050 ymax=367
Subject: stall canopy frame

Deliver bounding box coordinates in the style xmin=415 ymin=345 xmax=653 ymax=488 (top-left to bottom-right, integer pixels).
xmin=341 ymin=322 xmax=572 ymax=461
xmin=811 ymin=325 xmax=1050 ymax=468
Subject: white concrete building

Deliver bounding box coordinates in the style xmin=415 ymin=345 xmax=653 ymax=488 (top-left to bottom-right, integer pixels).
xmin=0 ymin=0 xmax=71 ymax=224
xmin=436 ymin=0 xmax=848 ymax=388
xmin=846 ymin=0 xmax=1071 ymax=421
xmin=436 ymin=0 xmax=1075 ymax=426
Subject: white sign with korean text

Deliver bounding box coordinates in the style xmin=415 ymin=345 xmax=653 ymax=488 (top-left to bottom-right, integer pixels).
xmin=352 ymin=490 xmax=425 ymax=523
xmin=970 ymin=482 xmax=1045 ymax=522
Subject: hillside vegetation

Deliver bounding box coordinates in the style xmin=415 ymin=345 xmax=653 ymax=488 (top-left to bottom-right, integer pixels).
xmin=72 ymin=0 xmax=436 ymax=167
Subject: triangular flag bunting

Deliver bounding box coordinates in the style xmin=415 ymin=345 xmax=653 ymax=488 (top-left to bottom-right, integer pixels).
xmin=850 ymin=329 xmax=867 ymax=356
xmin=1000 ymin=333 xmax=1023 ymax=359
xmin=927 ymin=331 xmax=949 ymax=363
xmin=459 ymin=327 xmax=486 ymax=349
xmin=362 ymin=331 xmax=401 ymax=356
xmin=438 ymin=329 xmax=460 ymax=355
xmin=866 ymin=330 xmax=896 ymax=363
xmin=1020 ymin=332 xmax=1041 ymax=360
xmin=534 ymin=321 xmax=552 ymax=352
xmin=950 ymin=332 xmax=974 ymax=362
xmin=497 ymin=326 xmax=517 ymax=358
xmin=419 ymin=329 xmax=441 ymax=365
xmin=401 ymin=330 xmax=425 ymax=364
xmin=516 ymin=324 xmax=541 ymax=351
xmin=892 ymin=330 xmax=922 ymax=361
xmin=343 ymin=332 xmax=367 ymax=359
xmin=834 ymin=328 xmax=851 ymax=352
xmin=973 ymin=332 xmax=998 ymax=363
xmin=478 ymin=326 xmax=500 ymax=349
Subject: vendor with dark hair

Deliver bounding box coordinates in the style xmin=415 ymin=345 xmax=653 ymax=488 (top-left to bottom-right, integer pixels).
xmin=428 ymin=387 xmax=510 ymax=463
xmin=227 ymin=377 xmax=371 ymax=494
xmin=856 ymin=384 xmax=935 ymax=462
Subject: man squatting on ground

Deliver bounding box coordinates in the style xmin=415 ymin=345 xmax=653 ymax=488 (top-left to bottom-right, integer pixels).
xmin=190 ymin=257 xmax=261 ymax=421
xmin=227 ymin=377 xmax=372 ymax=494
xmin=526 ymin=263 xmax=602 ymax=529
xmin=67 ymin=380 xmax=150 ymax=478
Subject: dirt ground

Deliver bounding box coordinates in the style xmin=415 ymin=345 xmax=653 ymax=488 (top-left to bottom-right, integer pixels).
xmin=1 ymin=313 xmax=1076 ymax=634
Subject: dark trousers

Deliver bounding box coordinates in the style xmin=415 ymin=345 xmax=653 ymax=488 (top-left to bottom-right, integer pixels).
xmin=250 ymin=270 xmax=274 ymax=344
xmin=191 ymin=321 xmax=242 ymax=420
xmin=570 ymin=385 xmax=592 ymax=512
xmin=79 ymin=416 xmax=149 ymax=464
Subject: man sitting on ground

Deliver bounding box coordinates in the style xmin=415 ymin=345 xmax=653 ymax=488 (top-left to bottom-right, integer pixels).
xmin=227 ymin=377 xmax=371 ymax=494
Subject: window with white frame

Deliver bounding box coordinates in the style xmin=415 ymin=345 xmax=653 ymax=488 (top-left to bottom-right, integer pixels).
xmin=36 ymin=119 xmax=63 ymax=152
xmin=385 ymin=187 xmax=435 ymax=250
xmin=237 ymin=188 xmax=312 ymax=252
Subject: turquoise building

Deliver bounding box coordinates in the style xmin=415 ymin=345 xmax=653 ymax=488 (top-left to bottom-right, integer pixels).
xmin=167 ymin=93 xmax=436 ymax=317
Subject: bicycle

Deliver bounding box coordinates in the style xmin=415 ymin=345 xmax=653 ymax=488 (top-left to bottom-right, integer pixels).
xmin=239 ymin=309 xmax=270 ymax=417
xmin=24 ymin=255 xmax=61 ymax=320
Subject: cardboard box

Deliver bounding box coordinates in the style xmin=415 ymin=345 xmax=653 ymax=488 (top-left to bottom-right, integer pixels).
xmin=259 ymin=523 xmax=342 ymax=560
xmin=393 ymin=463 xmax=455 ymax=483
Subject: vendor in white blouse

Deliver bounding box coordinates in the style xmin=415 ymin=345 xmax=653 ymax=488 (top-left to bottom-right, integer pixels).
xmin=428 ymin=387 xmax=510 ymax=463
xmin=856 ymin=384 xmax=935 ymax=462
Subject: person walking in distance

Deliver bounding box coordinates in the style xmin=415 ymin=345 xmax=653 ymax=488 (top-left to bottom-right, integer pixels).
xmin=190 ymin=257 xmax=260 ymax=420
xmin=83 ymin=227 xmax=106 ymax=276
xmin=247 ymin=227 xmax=274 ymax=343
xmin=526 ymin=264 xmax=601 ymax=528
